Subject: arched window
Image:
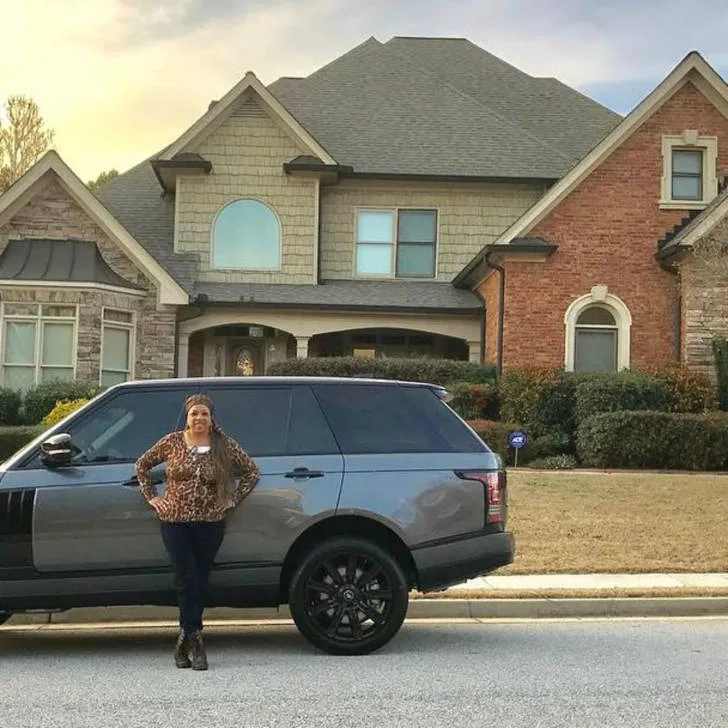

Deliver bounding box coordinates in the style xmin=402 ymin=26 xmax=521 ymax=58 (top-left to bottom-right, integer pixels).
xmin=574 ymin=306 xmax=618 ymax=372
xmin=212 ymin=199 xmax=280 ymax=270
xmin=564 ymin=287 xmax=631 ymax=372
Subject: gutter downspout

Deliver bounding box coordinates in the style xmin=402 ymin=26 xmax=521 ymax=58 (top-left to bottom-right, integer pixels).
xmin=658 ymin=257 xmax=681 ymax=361
xmin=485 ymin=252 xmax=506 ymax=374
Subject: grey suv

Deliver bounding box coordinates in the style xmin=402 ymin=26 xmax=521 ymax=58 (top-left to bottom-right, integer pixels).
xmin=0 ymin=377 xmax=513 ymax=654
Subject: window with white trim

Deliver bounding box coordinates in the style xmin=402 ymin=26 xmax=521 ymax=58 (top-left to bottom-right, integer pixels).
xmin=661 ymin=132 xmax=718 ymax=209
xmin=212 ymin=199 xmax=281 ymax=270
xmin=101 ymin=309 xmax=134 ymax=387
xmin=564 ymin=287 xmax=632 ymax=372
xmin=1 ymin=303 xmax=77 ymax=390
xmin=355 ymin=209 xmax=437 ymax=278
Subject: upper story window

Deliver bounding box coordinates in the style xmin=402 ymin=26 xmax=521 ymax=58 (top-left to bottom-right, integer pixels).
xmin=0 ymin=303 xmax=77 ymax=390
xmin=355 ymin=209 xmax=437 ymax=278
xmin=212 ymin=199 xmax=281 ymax=270
xmin=661 ymin=131 xmax=717 ymax=210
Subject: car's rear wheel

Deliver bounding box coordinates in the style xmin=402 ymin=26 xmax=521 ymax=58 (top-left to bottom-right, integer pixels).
xmin=0 ymin=612 xmax=12 ymax=626
xmin=289 ymin=537 xmax=409 ymax=655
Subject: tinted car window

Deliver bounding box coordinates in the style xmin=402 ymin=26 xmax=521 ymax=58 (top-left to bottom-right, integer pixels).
xmin=314 ymin=384 xmax=451 ymax=454
xmin=400 ymin=386 xmax=484 ymax=453
xmin=34 ymin=389 xmax=186 ymax=466
xmin=208 ymin=386 xmax=338 ymax=457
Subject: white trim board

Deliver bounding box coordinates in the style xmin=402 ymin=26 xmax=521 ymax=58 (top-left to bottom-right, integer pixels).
xmin=160 ymin=72 xmax=337 ymax=165
xmin=0 ymin=151 xmax=188 ymax=306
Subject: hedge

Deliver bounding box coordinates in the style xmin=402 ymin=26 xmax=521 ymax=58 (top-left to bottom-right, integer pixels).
xmin=447 ymin=381 xmax=499 ymax=420
xmin=42 ymin=399 xmax=90 ymax=427
xmin=0 ymin=387 xmax=22 ymax=426
xmin=23 ymin=380 xmax=101 ymax=425
xmin=0 ymin=426 xmax=44 ymax=461
xmin=577 ymin=410 xmax=728 ymax=470
xmin=267 ymin=356 xmax=497 ymax=385
xmin=466 ymin=419 xmax=568 ymax=465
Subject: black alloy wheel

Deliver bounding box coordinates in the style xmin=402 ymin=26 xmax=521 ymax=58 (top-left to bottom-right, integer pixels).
xmin=289 ymin=537 xmax=409 ymax=655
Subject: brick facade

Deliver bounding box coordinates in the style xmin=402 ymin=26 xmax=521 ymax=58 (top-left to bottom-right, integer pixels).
xmin=0 ymin=176 xmax=177 ymax=383
xmin=482 ymin=82 xmax=728 ymax=371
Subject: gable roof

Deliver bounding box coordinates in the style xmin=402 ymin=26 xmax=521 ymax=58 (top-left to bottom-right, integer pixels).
xmin=269 ymin=37 xmax=613 ymax=179
xmin=160 ymin=71 xmax=336 ymax=164
xmin=0 ymin=151 xmax=188 ymax=304
xmin=454 ymin=51 xmax=728 ymax=284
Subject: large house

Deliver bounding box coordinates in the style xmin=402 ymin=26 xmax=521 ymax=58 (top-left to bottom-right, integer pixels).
xmin=0 ymin=36 xmax=726 ymax=390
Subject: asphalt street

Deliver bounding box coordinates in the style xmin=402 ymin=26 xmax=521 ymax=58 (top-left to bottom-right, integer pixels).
xmin=1 ymin=618 xmax=727 ymax=727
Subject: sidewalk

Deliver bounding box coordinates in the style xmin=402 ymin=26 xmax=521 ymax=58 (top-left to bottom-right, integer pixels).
xmin=5 ymin=573 xmax=728 ymax=627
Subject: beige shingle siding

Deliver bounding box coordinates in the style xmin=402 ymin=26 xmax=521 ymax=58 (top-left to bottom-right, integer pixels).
xmin=177 ymin=97 xmax=317 ymax=285
xmin=320 ymin=179 xmax=545 ymax=280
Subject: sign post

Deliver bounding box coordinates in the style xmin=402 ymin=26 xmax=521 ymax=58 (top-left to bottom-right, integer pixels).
xmin=508 ymin=430 xmax=527 ymax=467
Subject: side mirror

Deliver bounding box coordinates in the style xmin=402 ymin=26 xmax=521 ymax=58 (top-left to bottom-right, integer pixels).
xmin=40 ymin=433 xmax=74 ymax=468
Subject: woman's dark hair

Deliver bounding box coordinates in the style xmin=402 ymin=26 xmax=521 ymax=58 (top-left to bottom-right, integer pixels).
xmin=184 ymin=394 xmax=233 ymax=505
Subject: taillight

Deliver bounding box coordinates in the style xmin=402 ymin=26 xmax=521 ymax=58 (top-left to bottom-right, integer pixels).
xmin=456 ymin=470 xmax=507 ymax=526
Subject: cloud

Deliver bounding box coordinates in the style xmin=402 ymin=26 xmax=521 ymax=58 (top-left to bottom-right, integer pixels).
xmin=1 ymin=0 xmax=727 ymax=180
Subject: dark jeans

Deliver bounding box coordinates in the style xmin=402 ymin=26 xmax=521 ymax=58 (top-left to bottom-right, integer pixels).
xmin=160 ymin=521 xmax=226 ymax=633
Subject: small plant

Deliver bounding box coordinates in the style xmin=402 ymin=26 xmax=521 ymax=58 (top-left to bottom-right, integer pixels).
xmin=528 ymin=454 xmax=578 ymax=470
xmin=714 ymin=337 xmax=728 ymax=411
xmin=41 ymin=398 xmax=90 ymax=427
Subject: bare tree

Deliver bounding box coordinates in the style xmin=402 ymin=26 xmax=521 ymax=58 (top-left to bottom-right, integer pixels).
xmin=0 ymin=95 xmax=55 ymax=192
xmin=87 ymin=169 xmax=119 ymax=190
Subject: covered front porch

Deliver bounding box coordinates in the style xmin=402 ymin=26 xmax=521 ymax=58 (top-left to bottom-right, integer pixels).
xmin=178 ymin=308 xmax=483 ymax=377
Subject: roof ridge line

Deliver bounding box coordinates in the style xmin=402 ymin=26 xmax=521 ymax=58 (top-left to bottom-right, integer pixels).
xmin=380 ymin=42 xmax=574 ymax=163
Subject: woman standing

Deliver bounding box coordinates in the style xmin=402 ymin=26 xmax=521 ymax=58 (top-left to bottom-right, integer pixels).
xmin=135 ymin=394 xmax=260 ymax=671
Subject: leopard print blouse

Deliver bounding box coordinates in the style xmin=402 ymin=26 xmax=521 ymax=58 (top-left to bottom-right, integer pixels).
xmin=135 ymin=430 xmax=260 ymax=523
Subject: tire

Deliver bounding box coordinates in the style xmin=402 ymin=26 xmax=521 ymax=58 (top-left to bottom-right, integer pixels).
xmin=0 ymin=612 xmax=12 ymax=626
xmin=289 ymin=537 xmax=409 ymax=655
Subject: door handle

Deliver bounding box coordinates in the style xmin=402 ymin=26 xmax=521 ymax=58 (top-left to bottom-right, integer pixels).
xmin=122 ymin=474 xmax=164 ymax=487
xmin=284 ymin=468 xmax=324 ymax=480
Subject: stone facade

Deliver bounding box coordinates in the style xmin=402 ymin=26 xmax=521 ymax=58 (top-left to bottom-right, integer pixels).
xmin=481 ymin=82 xmax=728 ymax=371
xmin=176 ymin=95 xmax=318 ymax=285
xmin=0 ymin=175 xmax=177 ymax=384
xmin=681 ymin=216 xmax=728 ymax=377
xmin=320 ymin=178 xmax=544 ymax=281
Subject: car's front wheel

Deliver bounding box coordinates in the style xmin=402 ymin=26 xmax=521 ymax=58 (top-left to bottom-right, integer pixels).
xmin=289 ymin=537 xmax=409 ymax=655
xmin=0 ymin=612 xmax=12 ymax=626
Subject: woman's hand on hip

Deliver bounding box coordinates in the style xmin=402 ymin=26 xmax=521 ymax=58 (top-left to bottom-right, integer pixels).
xmin=148 ymin=496 xmax=164 ymax=513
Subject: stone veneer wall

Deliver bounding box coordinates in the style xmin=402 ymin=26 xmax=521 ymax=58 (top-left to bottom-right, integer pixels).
xmin=176 ymin=95 xmax=317 ymax=285
xmin=0 ymin=174 xmax=177 ymax=382
xmin=319 ymin=178 xmax=544 ymax=281
xmin=681 ymin=216 xmax=728 ymax=378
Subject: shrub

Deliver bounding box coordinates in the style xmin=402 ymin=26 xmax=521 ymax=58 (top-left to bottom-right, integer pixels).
xmin=0 ymin=425 xmax=44 ymax=461
xmin=467 ymin=419 xmax=521 ymax=464
xmin=0 ymin=387 xmax=22 ymax=426
xmin=714 ymin=337 xmax=728 ymax=411
xmin=23 ymin=380 xmax=101 ymax=425
xmin=266 ymin=356 xmax=497 ymax=385
xmin=577 ymin=410 xmax=728 ymax=470
xmin=42 ymin=398 xmax=90 ymax=427
xmin=638 ymin=362 xmax=717 ymax=412
xmin=446 ymin=381 xmax=499 ymax=420
xmin=528 ymin=454 xmax=578 ymax=470
xmin=498 ymin=366 xmax=558 ymax=434
xmin=573 ymin=371 xmax=673 ymax=424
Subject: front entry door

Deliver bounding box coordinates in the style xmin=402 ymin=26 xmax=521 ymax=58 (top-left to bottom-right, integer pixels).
xmin=227 ymin=339 xmax=265 ymax=376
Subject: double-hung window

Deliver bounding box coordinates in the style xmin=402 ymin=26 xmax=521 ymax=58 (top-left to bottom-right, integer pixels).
xmin=1 ymin=303 xmax=77 ymax=390
xmin=671 ymin=149 xmax=703 ymax=201
xmin=101 ymin=309 xmax=135 ymax=386
xmin=355 ymin=209 xmax=437 ymax=278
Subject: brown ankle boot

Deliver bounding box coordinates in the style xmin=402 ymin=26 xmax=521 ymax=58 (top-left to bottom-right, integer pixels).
xmin=174 ymin=631 xmax=191 ymax=668
xmin=188 ymin=630 xmax=208 ymax=671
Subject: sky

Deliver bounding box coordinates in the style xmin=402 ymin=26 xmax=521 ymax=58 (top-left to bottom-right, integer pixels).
xmin=1 ymin=0 xmax=728 ymax=182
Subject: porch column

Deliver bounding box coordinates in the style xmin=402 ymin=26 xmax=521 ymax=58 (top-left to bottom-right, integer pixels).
xmin=467 ymin=340 xmax=481 ymax=364
xmin=177 ymin=330 xmax=189 ymax=377
xmin=296 ymin=336 xmax=310 ymax=358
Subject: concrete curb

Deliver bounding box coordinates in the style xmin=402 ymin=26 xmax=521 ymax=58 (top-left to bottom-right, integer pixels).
xmin=5 ymin=597 xmax=728 ymax=627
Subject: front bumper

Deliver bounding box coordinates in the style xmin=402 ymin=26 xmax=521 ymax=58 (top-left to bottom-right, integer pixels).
xmin=411 ymin=530 xmax=515 ymax=593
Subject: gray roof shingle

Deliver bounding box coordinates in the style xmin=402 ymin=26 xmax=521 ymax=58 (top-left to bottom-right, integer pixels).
xmin=193 ymin=279 xmax=482 ymax=312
